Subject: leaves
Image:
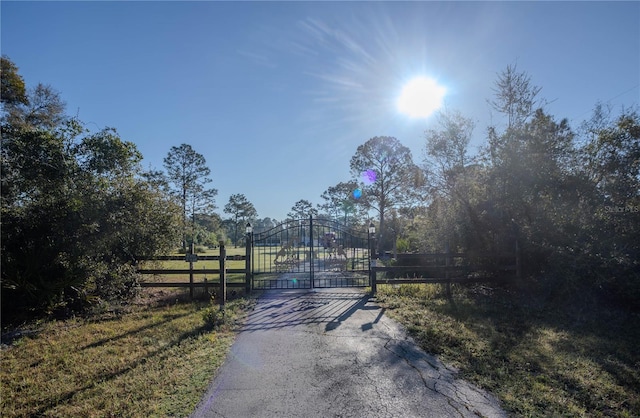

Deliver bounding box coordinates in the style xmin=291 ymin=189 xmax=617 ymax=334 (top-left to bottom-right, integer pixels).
xmin=1 ymin=119 xmax=181 ymax=317
xmin=349 ymin=136 xmax=422 ymax=245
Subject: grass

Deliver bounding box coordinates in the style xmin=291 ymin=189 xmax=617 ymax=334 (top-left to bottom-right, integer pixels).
xmin=0 ymin=289 xmax=256 ymax=417
xmin=375 ymin=283 xmax=640 ymax=417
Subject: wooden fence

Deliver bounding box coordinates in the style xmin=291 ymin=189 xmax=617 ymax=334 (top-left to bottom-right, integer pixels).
xmin=136 ymin=241 xmax=251 ymax=306
xmin=370 ymin=247 xmax=520 ymax=295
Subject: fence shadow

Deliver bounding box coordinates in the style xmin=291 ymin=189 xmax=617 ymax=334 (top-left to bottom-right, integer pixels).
xmin=240 ymin=289 xmax=376 ymax=332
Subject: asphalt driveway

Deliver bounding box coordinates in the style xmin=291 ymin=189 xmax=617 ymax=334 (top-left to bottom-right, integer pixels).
xmin=191 ymin=288 xmax=506 ymax=418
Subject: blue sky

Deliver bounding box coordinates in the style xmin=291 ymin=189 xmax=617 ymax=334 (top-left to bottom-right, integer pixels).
xmin=2 ymin=1 xmax=639 ymax=221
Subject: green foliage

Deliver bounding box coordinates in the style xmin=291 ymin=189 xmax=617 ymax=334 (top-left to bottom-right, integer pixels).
xmin=1 ymin=122 xmax=181 ymax=318
xmin=1 ymin=55 xmax=28 ymax=106
xmin=412 ymin=65 xmax=640 ymax=308
xmin=319 ymin=180 xmax=361 ymax=223
xmin=395 ymin=237 xmax=408 ymax=253
xmin=201 ymin=297 xmax=254 ymax=331
xmin=1 ymin=61 xmax=182 ymax=320
xmin=349 ymin=136 xmax=424 ymax=252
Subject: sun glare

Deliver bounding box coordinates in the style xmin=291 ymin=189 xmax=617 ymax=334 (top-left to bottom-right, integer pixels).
xmin=397 ymin=76 xmax=446 ymax=119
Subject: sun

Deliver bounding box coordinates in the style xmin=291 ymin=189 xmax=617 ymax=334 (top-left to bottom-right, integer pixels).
xmin=397 ymin=76 xmax=446 ymax=119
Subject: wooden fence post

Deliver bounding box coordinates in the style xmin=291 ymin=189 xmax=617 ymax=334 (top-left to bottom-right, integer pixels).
xmin=219 ymin=240 xmax=226 ymax=308
xmin=189 ymin=242 xmax=195 ymax=300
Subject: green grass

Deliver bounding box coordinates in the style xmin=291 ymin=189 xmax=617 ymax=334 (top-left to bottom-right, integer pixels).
xmin=375 ymin=283 xmax=640 ymax=417
xmin=0 ymin=289 xmax=256 ymax=417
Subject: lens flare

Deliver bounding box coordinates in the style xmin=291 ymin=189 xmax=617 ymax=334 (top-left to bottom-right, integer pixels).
xmin=360 ymin=169 xmax=377 ymax=185
xmin=353 ymin=188 xmax=362 ymax=199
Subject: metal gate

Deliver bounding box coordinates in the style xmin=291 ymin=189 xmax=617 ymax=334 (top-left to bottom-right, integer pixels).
xmin=251 ymin=216 xmax=371 ymax=289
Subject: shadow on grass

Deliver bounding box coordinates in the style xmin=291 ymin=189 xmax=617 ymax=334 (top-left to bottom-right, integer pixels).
xmin=419 ymin=286 xmax=640 ymax=413
xmin=80 ymin=311 xmax=192 ymax=350
xmin=32 ymin=320 xmax=211 ymax=416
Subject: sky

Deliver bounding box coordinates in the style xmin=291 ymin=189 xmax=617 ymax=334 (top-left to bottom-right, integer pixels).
xmin=2 ymin=1 xmax=639 ymax=221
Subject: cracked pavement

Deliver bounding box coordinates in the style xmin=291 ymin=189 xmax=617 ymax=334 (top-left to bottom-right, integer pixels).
xmin=191 ymin=288 xmax=506 ymax=418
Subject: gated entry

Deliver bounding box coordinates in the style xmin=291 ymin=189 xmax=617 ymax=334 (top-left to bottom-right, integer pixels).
xmin=252 ymin=216 xmax=371 ymax=289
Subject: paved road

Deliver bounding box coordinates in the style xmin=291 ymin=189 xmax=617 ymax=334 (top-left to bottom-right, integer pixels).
xmin=191 ymin=288 xmax=506 ymax=418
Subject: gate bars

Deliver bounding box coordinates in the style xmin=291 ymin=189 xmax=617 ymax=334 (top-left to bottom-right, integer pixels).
xmin=250 ymin=216 xmax=372 ymax=290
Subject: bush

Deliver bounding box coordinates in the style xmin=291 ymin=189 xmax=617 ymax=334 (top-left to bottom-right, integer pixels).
xmin=202 ymin=307 xmax=228 ymax=330
xmin=396 ymin=238 xmax=410 ymax=253
xmin=202 ymin=297 xmax=254 ymax=330
xmin=89 ymin=262 xmax=141 ymax=302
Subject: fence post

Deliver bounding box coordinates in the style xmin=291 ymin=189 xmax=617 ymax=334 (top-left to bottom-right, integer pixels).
xmin=370 ymin=230 xmax=377 ymax=295
xmin=445 ymin=242 xmax=452 ymax=299
xmin=189 ymin=242 xmax=195 ymax=300
xmin=219 ymin=240 xmax=226 ymax=308
xmin=371 ymin=264 xmax=377 ymax=295
xmin=245 ymin=232 xmax=252 ymax=294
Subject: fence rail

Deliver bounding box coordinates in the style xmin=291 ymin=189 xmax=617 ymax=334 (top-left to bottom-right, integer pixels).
xmin=140 ymin=255 xmax=246 ymax=261
xmin=136 ymin=242 xmax=251 ymax=305
xmin=138 ymin=282 xmax=245 ymax=288
xmin=137 ymin=269 xmax=246 ymax=275
xmin=370 ymin=249 xmax=520 ymax=295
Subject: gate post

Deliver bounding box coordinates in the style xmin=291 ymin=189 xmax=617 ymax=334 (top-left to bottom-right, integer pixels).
xmin=245 ymin=228 xmax=252 ymax=294
xmin=219 ymin=240 xmax=226 ymax=308
xmin=309 ymin=215 xmax=314 ymax=289
xmin=369 ymin=222 xmax=376 ymax=294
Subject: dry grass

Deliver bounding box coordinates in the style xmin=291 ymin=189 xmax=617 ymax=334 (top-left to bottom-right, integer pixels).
xmin=375 ymin=284 xmax=640 ymax=417
xmin=0 ymin=289 xmax=255 ymax=417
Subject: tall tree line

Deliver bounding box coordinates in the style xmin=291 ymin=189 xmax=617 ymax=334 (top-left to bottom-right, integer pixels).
xmin=314 ymin=64 xmax=638 ymax=308
xmin=1 ymin=56 xmax=182 ymax=319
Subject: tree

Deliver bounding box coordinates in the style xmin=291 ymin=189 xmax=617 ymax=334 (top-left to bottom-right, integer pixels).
xmin=163 ymin=144 xmax=217 ymax=249
xmin=423 ymin=110 xmax=485 ymax=252
xmin=21 ymin=83 xmax=67 ymax=130
xmin=0 ymin=71 xmax=66 ymax=130
xmin=424 ymin=110 xmax=475 ymax=183
xmin=318 ymin=180 xmax=359 ymax=223
xmin=349 ymin=136 xmax=423 ymax=251
xmin=224 ymin=193 xmax=258 ymax=246
xmin=1 ymin=55 xmax=28 ymax=107
xmin=1 ymin=119 xmax=181 ymax=317
xmin=488 ymin=63 xmax=545 ymax=131
xmin=287 ymin=199 xmax=317 ymax=220
xmin=579 ymin=107 xmax=640 ymax=307
xmin=253 ymin=217 xmax=277 ymax=233
xmin=1 ymin=60 xmax=182 ymax=321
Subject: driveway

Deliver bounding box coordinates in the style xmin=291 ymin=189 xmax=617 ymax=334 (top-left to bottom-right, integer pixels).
xmin=191 ymin=288 xmax=506 ymax=418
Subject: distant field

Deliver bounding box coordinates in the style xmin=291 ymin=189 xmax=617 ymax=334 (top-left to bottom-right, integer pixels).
xmin=138 ymin=247 xmax=247 ymax=283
